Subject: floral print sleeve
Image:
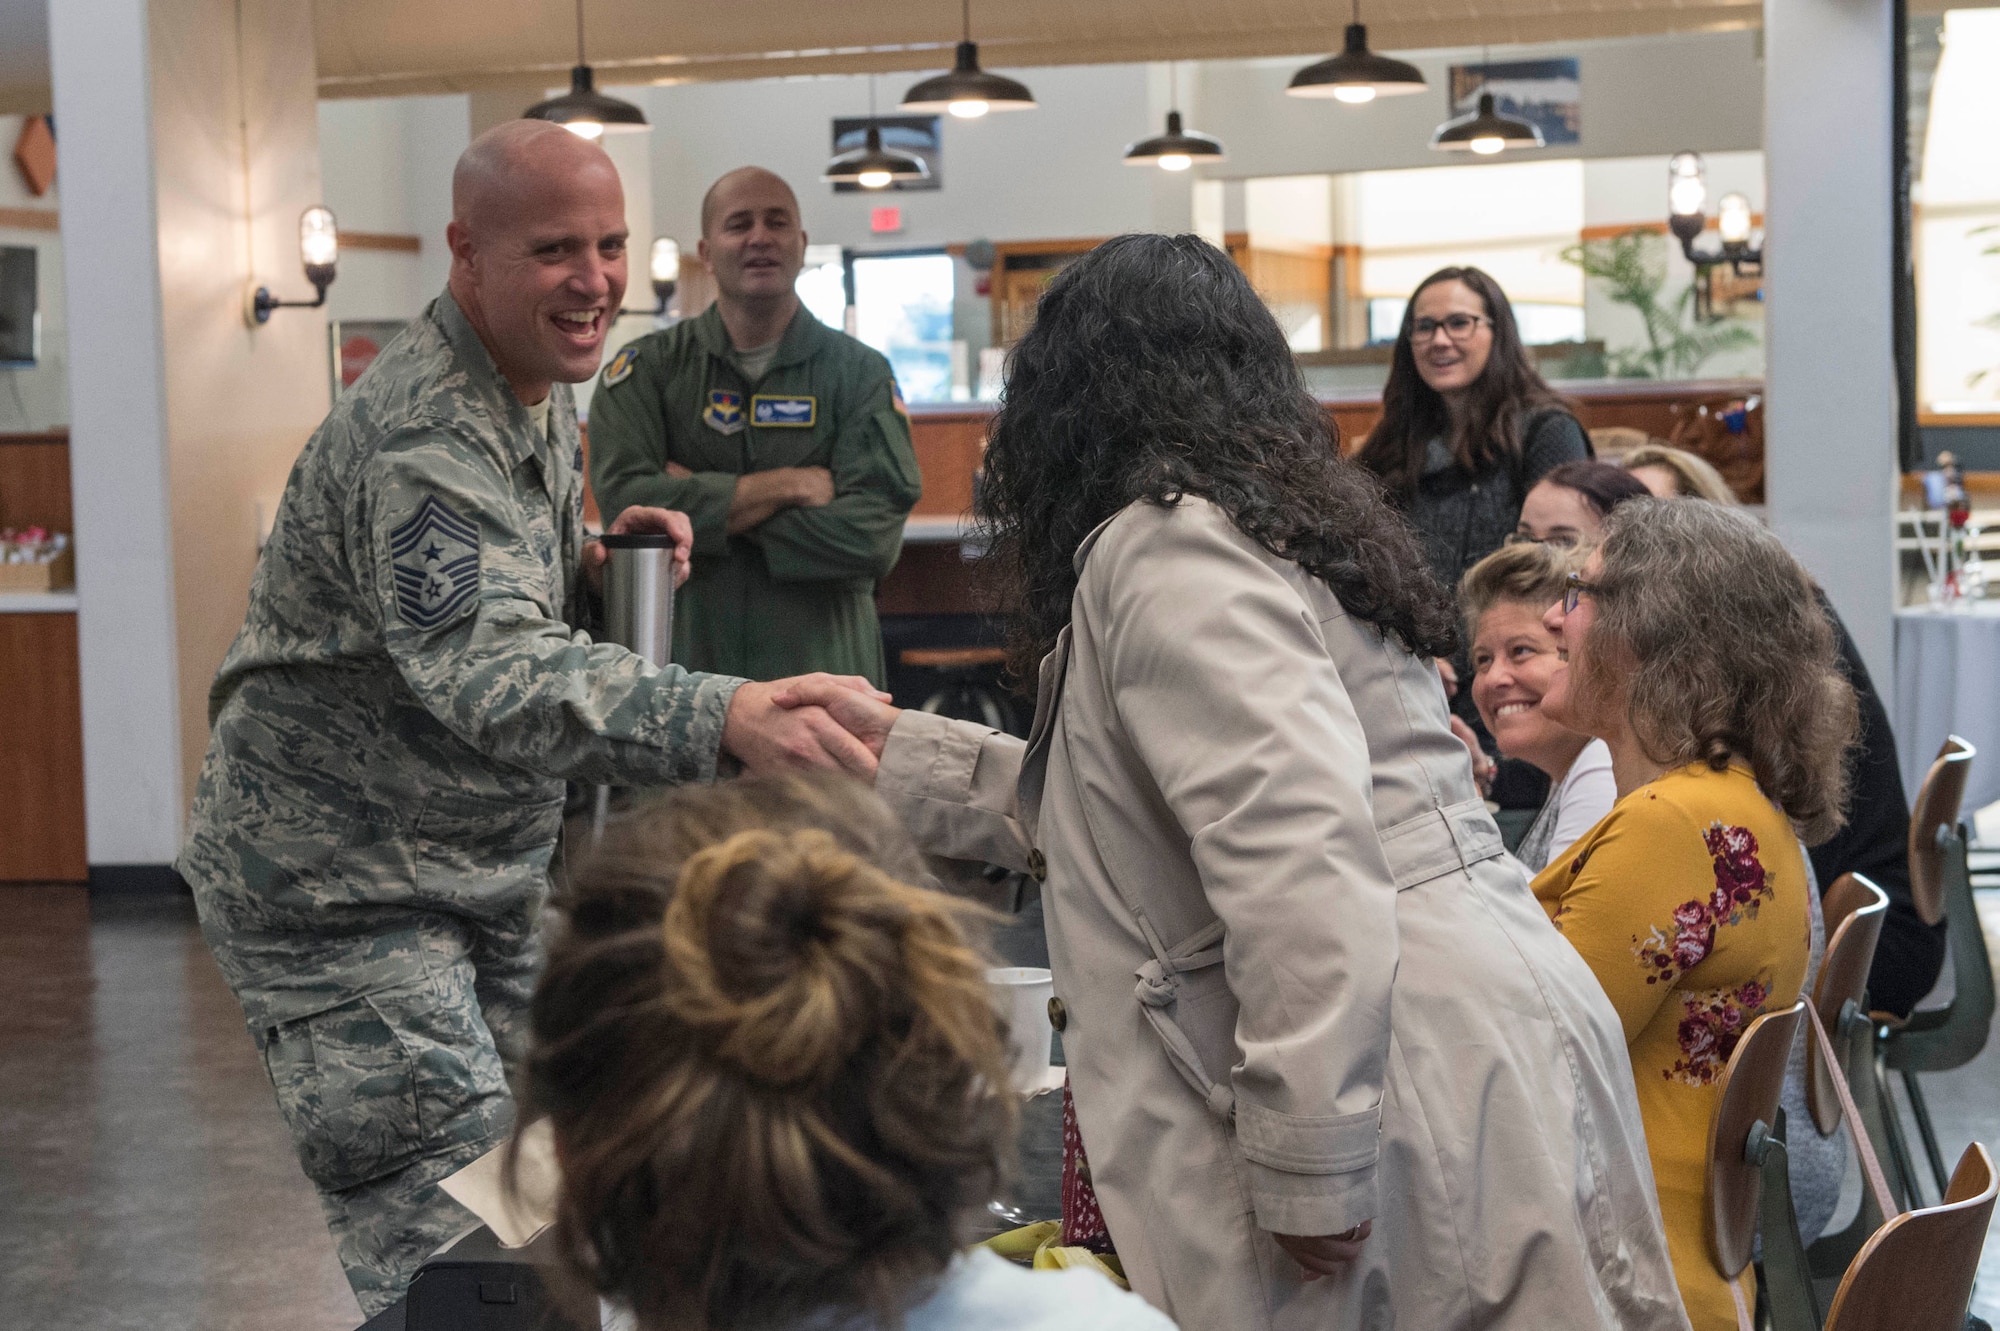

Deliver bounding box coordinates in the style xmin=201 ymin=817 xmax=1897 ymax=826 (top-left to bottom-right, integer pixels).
xmin=1535 ymin=794 xmax=1771 ymax=1048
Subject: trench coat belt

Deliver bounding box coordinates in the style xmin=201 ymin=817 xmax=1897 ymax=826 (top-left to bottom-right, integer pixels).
xmin=1128 ymin=799 xmax=1506 ymax=1123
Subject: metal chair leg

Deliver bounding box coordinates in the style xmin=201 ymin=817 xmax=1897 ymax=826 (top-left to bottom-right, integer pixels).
xmin=1899 ymin=1069 xmax=1953 ymax=1200
xmin=1754 ymin=1115 xmax=1822 ymax=1331
xmin=1878 ymin=1058 xmax=1926 ymax=1208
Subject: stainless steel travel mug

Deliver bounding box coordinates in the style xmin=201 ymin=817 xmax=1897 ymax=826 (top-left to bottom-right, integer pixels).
xmin=600 ymin=533 xmax=675 ymax=668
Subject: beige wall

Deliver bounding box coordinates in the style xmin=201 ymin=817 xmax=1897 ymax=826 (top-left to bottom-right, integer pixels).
xmin=152 ymin=0 xmax=330 ymax=796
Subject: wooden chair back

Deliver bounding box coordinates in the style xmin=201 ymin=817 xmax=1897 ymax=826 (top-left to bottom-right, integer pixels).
xmin=1808 ymin=875 xmax=1890 ymax=1135
xmin=1706 ymin=1000 xmax=1807 ymax=1279
xmin=1822 ymin=1142 xmax=1997 ymax=1331
xmin=1908 ymin=736 xmax=1974 ymax=927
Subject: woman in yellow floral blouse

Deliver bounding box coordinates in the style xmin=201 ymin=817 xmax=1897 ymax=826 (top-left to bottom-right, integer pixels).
xmin=1533 ymin=499 xmax=1858 ymax=1330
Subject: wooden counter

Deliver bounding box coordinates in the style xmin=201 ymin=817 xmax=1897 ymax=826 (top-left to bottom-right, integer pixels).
xmin=881 ymin=381 xmax=1764 ymax=616
xmin=0 ymin=428 xmax=86 ymax=882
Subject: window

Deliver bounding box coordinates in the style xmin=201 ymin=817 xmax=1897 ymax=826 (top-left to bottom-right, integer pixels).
xmin=1916 ymin=8 xmax=2000 ymax=417
xmin=850 ymin=251 xmax=957 ymax=402
xmin=795 ymin=244 xmax=847 ymax=332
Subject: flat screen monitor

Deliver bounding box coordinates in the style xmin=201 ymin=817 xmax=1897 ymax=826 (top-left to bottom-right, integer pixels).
xmin=0 ymin=246 xmax=38 ymax=369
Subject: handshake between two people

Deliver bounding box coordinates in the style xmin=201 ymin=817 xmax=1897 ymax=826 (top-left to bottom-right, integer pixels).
xmin=722 ymin=673 xmax=903 ymax=780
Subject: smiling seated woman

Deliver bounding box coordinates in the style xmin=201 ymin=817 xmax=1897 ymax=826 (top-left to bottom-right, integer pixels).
xmin=1459 ymin=542 xmax=1612 ymax=872
xmin=1530 ymin=499 xmax=1858 ymax=1331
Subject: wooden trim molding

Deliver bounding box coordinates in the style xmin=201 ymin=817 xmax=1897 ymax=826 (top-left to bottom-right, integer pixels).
xmin=0 ymin=207 xmax=58 ymax=231
xmin=343 ymin=230 xmax=422 ymax=253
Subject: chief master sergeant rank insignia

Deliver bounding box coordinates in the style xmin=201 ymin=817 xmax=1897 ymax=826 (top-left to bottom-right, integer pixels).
xmin=388 ymin=494 xmax=481 ymax=628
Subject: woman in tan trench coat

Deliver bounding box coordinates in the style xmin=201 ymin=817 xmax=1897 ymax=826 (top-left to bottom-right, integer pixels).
xmin=781 ymin=235 xmax=1688 ymax=1331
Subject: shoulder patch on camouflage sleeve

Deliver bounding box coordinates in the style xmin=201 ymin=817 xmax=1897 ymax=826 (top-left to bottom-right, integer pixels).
xmin=389 ymin=495 xmax=481 ymax=628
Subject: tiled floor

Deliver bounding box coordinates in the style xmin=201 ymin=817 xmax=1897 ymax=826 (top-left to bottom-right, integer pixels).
xmin=3 ymin=883 xmax=1997 ymax=1329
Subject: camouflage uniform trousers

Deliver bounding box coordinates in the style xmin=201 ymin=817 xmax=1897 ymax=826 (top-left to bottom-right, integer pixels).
xmin=238 ymin=907 xmax=540 ymax=1318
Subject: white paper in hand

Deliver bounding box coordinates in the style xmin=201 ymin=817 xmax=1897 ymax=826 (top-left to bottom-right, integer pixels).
xmin=437 ymin=1117 xmax=561 ymax=1248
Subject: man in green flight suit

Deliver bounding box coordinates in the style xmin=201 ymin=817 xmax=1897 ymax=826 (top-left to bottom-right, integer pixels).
xmin=589 ymin=166 xmax=922 ymax=687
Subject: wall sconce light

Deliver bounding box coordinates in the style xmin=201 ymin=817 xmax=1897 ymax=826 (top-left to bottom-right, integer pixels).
xmin=1664 ymin=152 xmax=1763 ymax=321
xmin=250 ymin=205 xmax=338 ymax=325
xmin=619 ymin=236 xmax=682 ymax=319
xmin=649 ymin=237 xmax=679 ymax=312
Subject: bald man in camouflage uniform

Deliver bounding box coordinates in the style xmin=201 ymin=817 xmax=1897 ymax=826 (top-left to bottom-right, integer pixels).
xmin=179 ymin=122 xmax=878 ymax=1316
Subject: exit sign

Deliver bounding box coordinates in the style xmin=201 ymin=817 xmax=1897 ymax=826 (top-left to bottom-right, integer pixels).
xmin=870 ymin=205 xmax=903 ymax=234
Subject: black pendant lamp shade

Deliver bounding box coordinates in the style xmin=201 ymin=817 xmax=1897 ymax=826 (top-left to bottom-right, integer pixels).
xmin=901 ymin=40 xmax=1036 ymax=116
xmin=1430 ymin=91 xmax=1544 ymax=155
xmin=523 ymin=1 xmax=648 ymax=138
xmin=824 ymin=123 xmax=931 ymax=189
xmin=901 ymin=1 xmax=1035 ymax=116
xmin=1287 ymin=24 xmax=1426 ymax=102
xmin=525 ymin=65 xmax=649 ymax=138
xmin=1124 ymin=110 xmax=1225 ymax=170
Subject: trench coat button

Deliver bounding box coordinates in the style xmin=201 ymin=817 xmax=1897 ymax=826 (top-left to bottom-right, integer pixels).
xmin=1028 ymin=848 xmax=1047 ymax=882
xmin=1048 ymin=996 xmax=1068 ymax=1032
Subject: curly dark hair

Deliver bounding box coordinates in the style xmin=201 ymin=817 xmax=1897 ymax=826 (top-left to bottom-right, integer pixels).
xmin=980 ymin=232 xmax=1458 ymax=683
xmin=1355 ymin=266 xmax=1573 ymax=495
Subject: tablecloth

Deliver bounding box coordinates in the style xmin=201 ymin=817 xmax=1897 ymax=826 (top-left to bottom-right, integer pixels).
xmin=1894 ymin=601 xmax=2000 ymax=813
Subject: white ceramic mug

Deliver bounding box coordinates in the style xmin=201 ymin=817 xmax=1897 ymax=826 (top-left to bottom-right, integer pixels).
xmin=985 ymin=966 xmax=1055 ymax=1093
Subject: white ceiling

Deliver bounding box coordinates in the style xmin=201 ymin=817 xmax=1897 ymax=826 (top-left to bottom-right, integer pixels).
xmin=314 ymin=0 xmax=1780 ymax=99
xmin=0 ymin=0 xmax=1974 ymax=112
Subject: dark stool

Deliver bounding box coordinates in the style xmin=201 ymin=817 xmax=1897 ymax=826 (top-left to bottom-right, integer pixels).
xmin=900 ymin=646 xmax=1019 ymax=736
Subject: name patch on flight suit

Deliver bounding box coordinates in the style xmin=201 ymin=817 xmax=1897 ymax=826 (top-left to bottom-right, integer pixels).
xmin=388 ymin=494 xmax=481 ymax=629
xmin=751 ymin=395 xmax=817 ymax=428
xmin=601 ymin=345 xmax=639 ymax=386
xmin=703 ymin=390 xmax=746 ymax=435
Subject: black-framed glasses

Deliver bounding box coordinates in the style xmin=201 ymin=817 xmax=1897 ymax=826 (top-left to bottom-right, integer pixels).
xmin=1411 ymin=313 xmax=1491 ymax=342
xmin=1562 ymin=572 xmax=1600 ymax=614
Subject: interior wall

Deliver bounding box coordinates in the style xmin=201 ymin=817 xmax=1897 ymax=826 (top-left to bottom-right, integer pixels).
xmin=318 ymin=94 xmax=466 ymax=324
xmin=153 ymin=0 xmax=332 ymax=801
xmin=51 ymin=0 xmax=182 ymax=864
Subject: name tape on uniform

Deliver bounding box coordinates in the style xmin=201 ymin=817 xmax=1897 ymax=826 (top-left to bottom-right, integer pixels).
xmin=751 ymin=394 xmax=817 ymax=428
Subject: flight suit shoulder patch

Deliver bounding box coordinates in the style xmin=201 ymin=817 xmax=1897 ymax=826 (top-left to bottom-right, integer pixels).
xmin=601 ymin=344 xmax=640 ymax=387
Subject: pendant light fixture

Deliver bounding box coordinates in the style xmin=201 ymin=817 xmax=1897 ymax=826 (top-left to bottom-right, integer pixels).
xmin=901 ymin=0 xmax=1036 ymax=118
xmin=1286 ymin=0 xmax=1426 ymax=103
xmin=524 ymin=0 xmax=649 ymax=139
xmin=1431 ymin=55 xmax=1542 ymax=156
xmin=826 ymin=77 xmax=931 ymax=190
xmin=1124 ymin=65 xmax=1224 ymax=171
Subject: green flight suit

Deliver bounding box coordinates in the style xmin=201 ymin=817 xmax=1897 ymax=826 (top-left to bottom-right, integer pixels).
xmin=587 ymin=304 xmax=922 ymax=687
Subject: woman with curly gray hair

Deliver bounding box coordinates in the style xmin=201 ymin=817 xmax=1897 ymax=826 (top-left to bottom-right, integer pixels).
xmin=1536 ymin=498 xmax=1858 ymax=1331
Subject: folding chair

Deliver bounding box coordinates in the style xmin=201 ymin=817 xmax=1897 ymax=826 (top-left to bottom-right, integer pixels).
xmin=1820 ymin=1143 xmax=1996 ymax=1331
xmin=1881 ymin=738 xmax=1993 ymax=1203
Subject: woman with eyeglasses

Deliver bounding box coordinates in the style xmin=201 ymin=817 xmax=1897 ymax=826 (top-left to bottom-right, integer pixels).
xmin=1356 ymin=267 xmax=1590 ymax=595
xmin=1534 ymin=499 xmax=1857 ymax=1330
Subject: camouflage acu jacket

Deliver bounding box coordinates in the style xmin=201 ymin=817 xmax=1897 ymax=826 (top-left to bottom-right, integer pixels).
xmin=179 ymin=290 xmax=741 ymax=1025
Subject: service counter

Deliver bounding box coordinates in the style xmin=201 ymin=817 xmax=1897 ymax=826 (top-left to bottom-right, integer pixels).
xmin=881 ymin=379 xmax=1766 ymax=617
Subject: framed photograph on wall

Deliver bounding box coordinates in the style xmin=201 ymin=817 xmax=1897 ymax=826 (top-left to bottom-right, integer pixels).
xmin=1449 ymin=58 xmax=1580 ymax=146
xmin=328 ymin=319 xmax=412 ymax=400
xmin=830 ymin=116 xmax=942 ymax=192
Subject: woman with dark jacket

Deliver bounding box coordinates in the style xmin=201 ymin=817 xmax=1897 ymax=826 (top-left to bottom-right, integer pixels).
xmin=1357 ymin=266 xmax=1591 ymax=593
